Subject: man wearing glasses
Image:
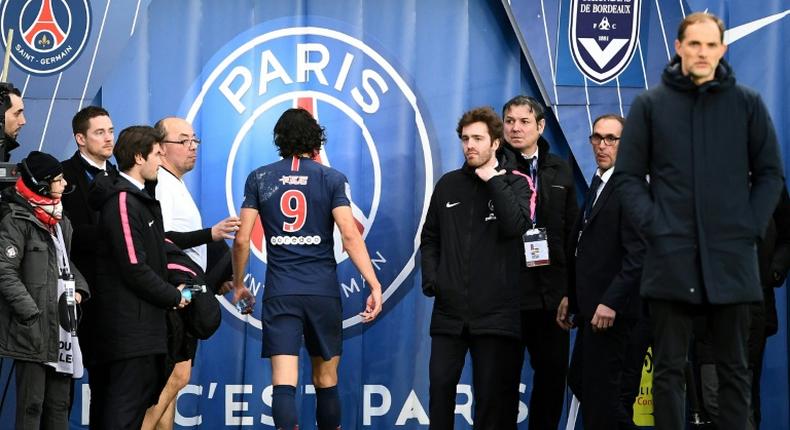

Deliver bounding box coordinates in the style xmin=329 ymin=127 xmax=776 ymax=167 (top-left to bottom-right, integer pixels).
xmin=558 ymin=114 xmax=646 ymax=429
xmin=142 ymin=117 xmax=240 ymax=430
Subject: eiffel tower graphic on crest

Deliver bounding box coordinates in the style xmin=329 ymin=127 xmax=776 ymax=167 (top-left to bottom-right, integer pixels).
xmin=22 ymin=0 xmax=67 ymax=51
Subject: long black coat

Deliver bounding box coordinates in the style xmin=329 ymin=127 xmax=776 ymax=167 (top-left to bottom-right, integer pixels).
xmin=420 ymin=150 xmax=531 ymax=339
xmin=615 ymin=57 xmax=784 ymax=304
xmin=567 ymin=174 xmax=645 ymax=321
xmin=61 ymin=151 xmax=118 ymax=288
xmin=61 ymin=151 xmax=118 ymax=363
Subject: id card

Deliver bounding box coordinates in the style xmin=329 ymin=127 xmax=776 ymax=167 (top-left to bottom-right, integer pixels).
xmin=64 ymin=279 xmax=76 ymax=306
xmin=523 ymin=228 xmax=550 ymax=267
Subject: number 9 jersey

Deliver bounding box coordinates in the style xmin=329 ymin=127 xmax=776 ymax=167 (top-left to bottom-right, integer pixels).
xmin=241 ymin=156 xmax=351 ymax=300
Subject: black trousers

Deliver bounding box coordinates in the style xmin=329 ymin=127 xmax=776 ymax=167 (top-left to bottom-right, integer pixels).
xmin=429 ymin=331 xmax=521 ymax=429
xmin=14 ymin=360 xmax=71 ymax=430
xmin=88 ymin=355 xmax=166 ymax=430
xmin=567 ymin=320 xmax=638 ymax=430
xmin=649 ymin=300 xmax=751 ymax=430
xmin=505 ymin=309 xmax=569 ymax=430
xmin=747 ymin=300 xmax=767 ymax=430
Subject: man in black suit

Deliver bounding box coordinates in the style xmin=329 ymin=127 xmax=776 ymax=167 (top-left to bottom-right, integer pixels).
xmin=60 ymin=106 xmax=117 ymax=418
xmin=500 ymin=95 xmax=578 ymax=429
xmin=557 ymin=114 xmax=645 ymax=429
xmin=61 ymin=106 xmax=117 ymax=293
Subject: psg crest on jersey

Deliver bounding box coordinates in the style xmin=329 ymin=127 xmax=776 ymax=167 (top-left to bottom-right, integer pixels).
xmin=569 ymin=0 xmax=642 ymax=84
xmin=0 ymin=0 xmax=91 ymax=75
xmin=182 ymin=24 xmax=434 ymax=331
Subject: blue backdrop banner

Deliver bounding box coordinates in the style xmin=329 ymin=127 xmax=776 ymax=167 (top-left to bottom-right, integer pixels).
xmin=0 ymin=0 xmax=786 ymax=428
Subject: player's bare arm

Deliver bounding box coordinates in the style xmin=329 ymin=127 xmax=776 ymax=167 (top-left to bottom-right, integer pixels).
xmin=332 ymin=205 xmax=382 ymax=323
xmin=232 ymin=207 xmax=258 ymax=307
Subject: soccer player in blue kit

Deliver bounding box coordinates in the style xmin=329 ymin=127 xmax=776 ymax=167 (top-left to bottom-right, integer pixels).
xmin=232 ymin=108 xmax=383 ymax=430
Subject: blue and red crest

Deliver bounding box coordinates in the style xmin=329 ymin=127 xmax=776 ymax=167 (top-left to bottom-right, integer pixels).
xmin=0 ymin=0 xmax=91 ymax=75
xmin=183 ymin=25 xmax=434 ymax=331
xmin=569 ymin=0 xmax=642 ymax=84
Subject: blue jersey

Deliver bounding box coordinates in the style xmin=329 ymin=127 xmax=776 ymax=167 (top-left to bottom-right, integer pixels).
xmin=242 ymin=156 xmax=350 ymax=299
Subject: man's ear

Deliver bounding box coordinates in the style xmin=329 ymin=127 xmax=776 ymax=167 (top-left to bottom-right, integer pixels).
xmin=75 ymin=133 xmax=86 ymax=149
xmin=537 ymin=119 xmax=546 ymax=134
xmin=134 ymin=153 xmax=145 ymax=166
xmin=492 ymin=138 xmax=500 ymax=151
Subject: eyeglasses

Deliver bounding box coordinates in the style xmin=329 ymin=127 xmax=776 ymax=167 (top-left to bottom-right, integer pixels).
xmin=162 ymin=137 xmax=201 ymax=148
xmin=589 ymin=134 xmax=620 ymax=146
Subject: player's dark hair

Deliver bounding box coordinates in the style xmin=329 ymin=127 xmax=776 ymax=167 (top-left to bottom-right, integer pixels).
xmin=72 ymin=105 xmax=110 ymax=135
xmin=273 ymin=108 xmax=326 ymax=158
xmin=114 ymin=125 xmax=163 ymax=172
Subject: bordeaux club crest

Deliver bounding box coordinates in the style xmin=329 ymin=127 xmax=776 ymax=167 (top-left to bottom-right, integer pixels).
xmin=0 ymin=0 xmax=91 ymax=75
xmin=182 ymin=25 xmax=434 ymax=331
xmin=569 ymin=0 xmax=642 ymax=84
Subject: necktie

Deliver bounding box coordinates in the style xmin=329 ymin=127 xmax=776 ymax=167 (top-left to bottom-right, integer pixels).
xmin=583 ymin=174 xmax=603 ymax=223
xmin=525 ymin=157 xmax=536 ymax=182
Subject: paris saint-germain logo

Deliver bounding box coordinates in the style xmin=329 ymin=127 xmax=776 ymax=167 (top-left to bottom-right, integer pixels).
xmin=569 ymin=0 xmax=642 ymax=84
xmin=183 ymin=25 xmax=434 ymax=331
xmin=0 ymin=0 xmax=91 ymax=75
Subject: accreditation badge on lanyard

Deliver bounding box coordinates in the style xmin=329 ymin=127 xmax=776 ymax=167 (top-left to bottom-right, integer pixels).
xmin=517 ymin=167 xmax=550 ymax=267
xmin=524 ymin=228 xmax=550 ymax=267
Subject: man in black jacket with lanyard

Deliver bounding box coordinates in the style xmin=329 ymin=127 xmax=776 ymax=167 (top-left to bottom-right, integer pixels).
xmin=500 ymin=95 xmax=578 ymax=430
xmin=421 ymin=106 xmax=531 ymax=429
xmin=87 ymin=126 xmax=189 ymax=430
xmin=615 ymin=12 xmax=783 ymax=430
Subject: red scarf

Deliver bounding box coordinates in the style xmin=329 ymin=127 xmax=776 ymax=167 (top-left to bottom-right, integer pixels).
xmin=15 ymin=177 xmax=62 ymax=227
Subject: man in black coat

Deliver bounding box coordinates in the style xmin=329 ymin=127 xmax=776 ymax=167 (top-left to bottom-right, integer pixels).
xmin=60 ymin=106 xmax=118 ymax=368
xmin=500 ymin=95 xmax=578 ymax=430
xmin=420 ymin=106 xmax=531 ymax=429
xmin=559 ymin=114 xmax=645 ymax=429
xmin=86 ymin=126 xmax=188 ymax=430
xmin=614 ymin=12 xmax=784 ymax=430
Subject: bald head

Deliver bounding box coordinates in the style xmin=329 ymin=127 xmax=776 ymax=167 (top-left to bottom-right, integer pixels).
xmin=154 ymin=117 xmax=199 ymax=178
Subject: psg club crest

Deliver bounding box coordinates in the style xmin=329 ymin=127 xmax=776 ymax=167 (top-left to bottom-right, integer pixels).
xmin=0 ymin=0 xmax=91 ymax=75
xmin=182 ymin=25 xmax=434 ymax=331
xmin=569 ymin=0 xmax=642 ymax=84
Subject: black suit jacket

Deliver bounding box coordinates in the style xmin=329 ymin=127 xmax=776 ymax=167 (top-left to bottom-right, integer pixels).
xmin=568 ymin=172 xmax=645 ymax=321
xmin=61 ymin=151 xmax=117 ymax=288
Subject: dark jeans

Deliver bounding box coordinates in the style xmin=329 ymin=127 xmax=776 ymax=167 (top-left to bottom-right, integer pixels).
xmin=650 ymin=300 xmax=751 ymax=430
xmin=14 ymin=360 xmax=71 ymax=430
xmin=429 ymin=331 xmax=521 ymax=429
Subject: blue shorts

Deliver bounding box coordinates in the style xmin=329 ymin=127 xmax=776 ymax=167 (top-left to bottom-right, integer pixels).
xmin=261 ymin=295 xmax=342 ymax=360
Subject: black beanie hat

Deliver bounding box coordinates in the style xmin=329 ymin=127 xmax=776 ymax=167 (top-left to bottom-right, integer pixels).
xmin=18 ymin=151 xmax=63 ymax=192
